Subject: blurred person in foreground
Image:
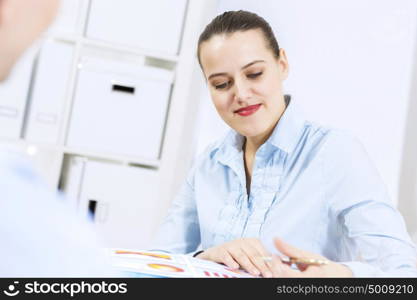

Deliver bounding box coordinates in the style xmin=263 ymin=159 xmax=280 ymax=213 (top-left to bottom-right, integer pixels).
xmin=0 ymin=0 xmax=114 ymax=277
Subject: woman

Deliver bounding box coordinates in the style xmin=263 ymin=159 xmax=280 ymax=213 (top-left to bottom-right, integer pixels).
xmin=152 ymin=10 xmax=417 ymax=277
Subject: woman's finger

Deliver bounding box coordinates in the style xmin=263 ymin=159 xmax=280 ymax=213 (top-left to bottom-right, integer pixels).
xmin=269 ymin=254 xmax=286 ymax=277
xmin=242 ymin=243 xmax=273 ymax=278
xmin=218 ymin=250 xmax=240 ymax=269
xmin=229 ymin=247 xmax=261 ymax=277
xmin=249 ymin=240 xmax=277 ymax=277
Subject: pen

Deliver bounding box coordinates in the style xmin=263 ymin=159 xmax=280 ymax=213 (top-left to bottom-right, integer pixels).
xmin=260 ymin=256 xmax=329 ymax=266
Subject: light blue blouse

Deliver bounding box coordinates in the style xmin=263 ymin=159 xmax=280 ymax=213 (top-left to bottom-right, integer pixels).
xmin=152 ymin=100 xmax=417 ymax=277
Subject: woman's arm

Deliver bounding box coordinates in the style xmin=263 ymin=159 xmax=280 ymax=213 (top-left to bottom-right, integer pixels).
xmin=268 ymin=132 xmax=417 ymax=278
xmin=337 ymin=201 xmax=417 ymax=277
xmin=324 ymin=131 xmax=417 ymax=277
xmin=150 ymin=174 xmax=201 ymax=254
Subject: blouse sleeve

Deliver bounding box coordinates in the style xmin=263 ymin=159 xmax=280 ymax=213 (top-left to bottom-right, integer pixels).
xmin=150 ymin=170 xmax=201 ymax=254
xmin=323 ymin=131 xmax=417 ymax=277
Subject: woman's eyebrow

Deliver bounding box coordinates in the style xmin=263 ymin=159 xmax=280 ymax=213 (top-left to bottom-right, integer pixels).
xmin=208 ymin=72 xmax=228 ymax=80
xmin=208 ymin=60 xmax=265 ymax=80
xmin=241 ymin=60 xmax=265 ymax=70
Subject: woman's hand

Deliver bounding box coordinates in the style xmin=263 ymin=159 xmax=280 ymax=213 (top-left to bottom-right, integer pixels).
xmin=195 ymin=238 xmax=274 ymax=277
xmin=270 ymin=238 xmax=353 ymax=277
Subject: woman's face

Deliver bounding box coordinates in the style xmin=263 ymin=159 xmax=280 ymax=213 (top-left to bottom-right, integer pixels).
xmin=199 ymin=29 xmax=289 ymax=139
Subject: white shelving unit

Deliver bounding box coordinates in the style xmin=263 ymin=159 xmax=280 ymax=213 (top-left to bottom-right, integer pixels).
xmin=0 ymin=0 xmax=216 ymax=249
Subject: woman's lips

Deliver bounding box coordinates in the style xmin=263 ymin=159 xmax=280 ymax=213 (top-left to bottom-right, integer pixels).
xmin=234 ymin=104 xmax=262 ymax=116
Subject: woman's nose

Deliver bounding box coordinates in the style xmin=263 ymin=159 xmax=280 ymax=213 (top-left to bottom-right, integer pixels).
xmin=233 ymin=79 xmax=251 ymax=103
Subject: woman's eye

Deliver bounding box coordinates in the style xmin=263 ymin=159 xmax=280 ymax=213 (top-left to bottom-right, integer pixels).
xmin=247 ymin=72 xmax=262 ymax=79
xmin=214 ymin=82 xmax=229 ymax=90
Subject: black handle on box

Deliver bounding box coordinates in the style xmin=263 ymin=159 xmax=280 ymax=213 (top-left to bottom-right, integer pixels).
xmin=112 ymin=84 xmax=135 ymax=94
xmin=88 ymin=199 xmax=97 ymax=220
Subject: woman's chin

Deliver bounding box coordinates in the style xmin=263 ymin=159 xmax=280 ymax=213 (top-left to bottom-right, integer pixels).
xmin=236 ymin=126 xmax=269 ymax=139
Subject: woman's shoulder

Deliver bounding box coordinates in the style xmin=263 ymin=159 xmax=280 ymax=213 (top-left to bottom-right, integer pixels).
xmin=293 ymin=121 xmax=372 ymax=175
xmin=181 ymin=133 xmax=231 ymax=186
xmin=318 ymin=126 xmax=367 ymax=158
xmin=187 ymin=130 xmax=239 ymax=176
xmin=302 ymin=121 xmax=373 ymax=176
xmin=193 ymin=131 xmax=231 ymax=163
xmin=302 ymin=120 xmax=366 ymax=154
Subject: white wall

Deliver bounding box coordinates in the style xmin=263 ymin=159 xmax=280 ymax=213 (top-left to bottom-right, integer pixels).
xmin=398 ymin=26 xmax=417 ymax=240
xmin=195 ymin=0 xmax=417 ymax=217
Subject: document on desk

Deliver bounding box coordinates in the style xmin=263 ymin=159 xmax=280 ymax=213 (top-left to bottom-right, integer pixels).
xmin=106 ymin=249 xmax=255 ymax=278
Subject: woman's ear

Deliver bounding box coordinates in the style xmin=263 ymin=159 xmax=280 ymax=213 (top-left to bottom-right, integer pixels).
xmin=277 ymin=48 xmax=289 ymax=80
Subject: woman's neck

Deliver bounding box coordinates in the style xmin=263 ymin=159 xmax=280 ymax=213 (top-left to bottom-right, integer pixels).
xmin=243 ymin=95 xmax=288 ymax=155
xmin=244 ymin=119 xmax=278 ymax=155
